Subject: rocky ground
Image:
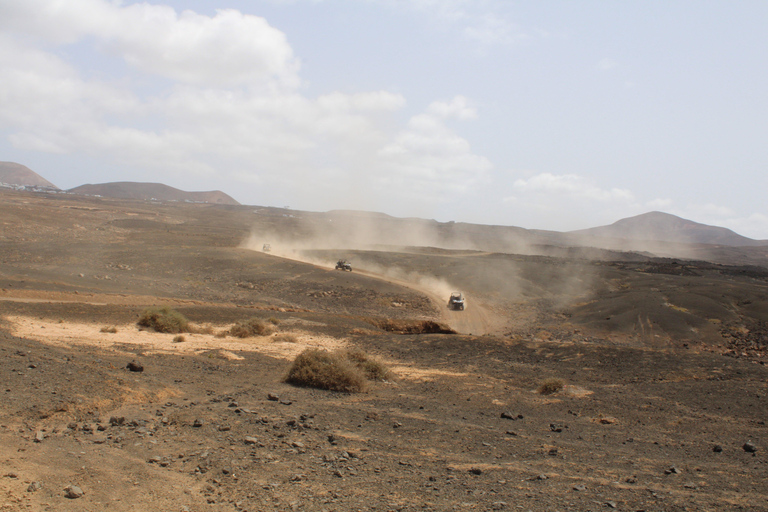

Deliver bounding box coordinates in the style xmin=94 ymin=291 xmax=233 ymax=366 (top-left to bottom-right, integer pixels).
xmin=0 ymin=189 xmax=767 ymax=511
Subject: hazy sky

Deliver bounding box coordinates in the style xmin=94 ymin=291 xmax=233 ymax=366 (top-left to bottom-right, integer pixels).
xmin=1 ymin=1 xmax=767 ymax=238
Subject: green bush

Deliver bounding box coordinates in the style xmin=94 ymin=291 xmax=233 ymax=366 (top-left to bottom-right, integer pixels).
xmin=228 ymin=317 xmax=276 ymax=338
xmin=538 ymin=378 xmax=565 ymax=395
xmin=285 ymin=349 xmax=368 ymax=393
xmin=137 ymin=306 xmax=189 ymax=333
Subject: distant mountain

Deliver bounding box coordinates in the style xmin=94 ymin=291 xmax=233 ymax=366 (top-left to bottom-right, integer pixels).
xmin=571 ymin=211 xmax=764 ymax=247
xmin=68 ymin=182 xmax=239 ymax=205
xmin=0 ymin=162 xmax=59 ymax=189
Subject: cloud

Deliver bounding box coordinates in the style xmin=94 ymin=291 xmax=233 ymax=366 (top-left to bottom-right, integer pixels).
xmin=367 ymin=0 xmax=522 ymax=46
xmin=510 ymin=173 xmax=634 ymax=203
xmin=376 ymin=97 xmax=492 ymax=201
xmin=0 ymin=0 xmax=300 ymax=90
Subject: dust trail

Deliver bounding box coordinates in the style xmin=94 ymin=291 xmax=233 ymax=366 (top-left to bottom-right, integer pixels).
xmin=242 ymin=234 xmax=499 ymax=335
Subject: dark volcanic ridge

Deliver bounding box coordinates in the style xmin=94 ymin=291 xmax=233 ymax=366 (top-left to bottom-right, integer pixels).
xmin=68 ymin=182 xmax=239 ymax=205
xmin=572 ymin=211 xmax=766 ymax=247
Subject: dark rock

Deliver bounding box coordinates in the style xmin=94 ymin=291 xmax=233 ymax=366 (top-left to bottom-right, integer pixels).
xmin=469 ymin=468 xmax=483 ymax=475
xmin=27 ymin=481 xmax=42 ymax=492
xmin=713 ymin=445 xmax=723 ymax=453
xmin=126 ymin=361 xmax=144 ymax=372
xmin=109 ymin=416 xmax=125 ymax=426
xmin=665 ymin=466 xmax=681 ymax=475
xmin=743 ymin=441 xmax=758 ymax=453
xmin=192 ymin=419 xmax=204 ymax=428
xmin=267 ymin=393 xmax=279 ymax=401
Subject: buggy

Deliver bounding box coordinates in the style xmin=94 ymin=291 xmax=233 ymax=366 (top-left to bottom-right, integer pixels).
xmin=335 ymin=259 xmax=352 ymax=271
xmin=448 ymin=292 xmax=465 ymax=311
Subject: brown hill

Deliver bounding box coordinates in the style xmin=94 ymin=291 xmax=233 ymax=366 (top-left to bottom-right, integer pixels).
xmin=0 ymin=161 xmax=59 ymax=189
xmin=570 ymin=211 xmax=765 ymax=247
xmin=68 ymin=181 xmax=239 ymax=205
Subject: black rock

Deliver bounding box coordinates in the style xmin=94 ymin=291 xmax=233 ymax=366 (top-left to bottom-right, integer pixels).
xmin=713 ymin=445 xmax=723 ymax=453
xmin=126 ymin=361 xmax=144 ymax=372
xmin=743 ymin=441 xmax=758 ymax=453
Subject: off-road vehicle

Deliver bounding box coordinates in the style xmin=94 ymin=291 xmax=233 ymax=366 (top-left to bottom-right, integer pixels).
xmin=448 ymin=292 xmax=465 ymax=311
xmin=335 ymin=259 xmax=352 ymax=271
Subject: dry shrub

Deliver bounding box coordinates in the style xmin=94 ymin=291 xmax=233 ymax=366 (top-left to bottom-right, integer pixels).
xmin=137 ymin=306 xmax=189 ymax=333
xmin=189 ymin=324 xmax=214 ymax=335
xmin=100 ymin=326 xmax=118 ymax=334
xmin=268 ymin=317 xmax=280 ymax=325
xmin=285 ymin=349 xmax=367 ymax=393
xmin=349 ymin=327 xmax=381 ymax=336
xmin=273 ymin=334 xmax=298 ymax=343
xmin=214 ymin=331 xmax=227 ymax=339
xmin=173 ymin=335 xmax=186 ymax=343
xmin=228 ymin=317 xmax=276 ymax=338
xmin=538 ymin=378 xmax=565 ymax=395
xmin=344 ymin=348 xmax=391 ymax=381
xmin=364 ymin=318 xmax=455 ymax=334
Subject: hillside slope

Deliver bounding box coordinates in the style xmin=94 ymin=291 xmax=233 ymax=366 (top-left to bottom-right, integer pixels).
xmin=0 ymin=161 xmax=59 ymax=189
xmin=68 ymin=181 xmax=239 ymax=205
xmin=571 ymin=211 xmax=765 ymax=246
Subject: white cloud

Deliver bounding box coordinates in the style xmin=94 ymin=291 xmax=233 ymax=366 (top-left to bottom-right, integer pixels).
xmin=368 ymin=0 xmax=521 ymax=46
xmin=0 ymin=1 xmax=300 ymax=90
xmin=376 ymin=97 xmax=492 ymax=200
xmin=510 ymin=173 xmax=634 ymax=203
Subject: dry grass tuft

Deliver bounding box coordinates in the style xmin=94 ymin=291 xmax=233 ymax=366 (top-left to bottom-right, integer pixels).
xmin=538 ymin=378 xmax=565 ymax=395
xmin=172 ymin=335 xmax=186 ymax=343
xmin=344 ymin=348 xmax=392 ymax=381
xmin=137 ymin=306 xmax=189 ymax=333
xmin=228 ymin=317 xmax=276 ymax=338
xmin=273 ymin=333 xmax=298 ymax=343
xmin=285 ymin=349 xmax=367 ymax=393
xmin=100 ymin=325 xmax=118 ymax=334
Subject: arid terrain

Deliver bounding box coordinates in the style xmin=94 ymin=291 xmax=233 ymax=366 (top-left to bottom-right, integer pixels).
xmin=1 ymin=188 xmax=767 ymax=511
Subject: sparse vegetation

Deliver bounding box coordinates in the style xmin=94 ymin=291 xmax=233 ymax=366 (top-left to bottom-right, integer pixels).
xmin=538 ymin=378 xmax=565 ymax=395
xmin=349 ymin=327 xmax=382 ymax=336
xmin=285 ymin=348 xmax=391 ymax=392
xmin=344 ymin=348 xmax=391 ymax=381
xmin=364 ymin=317 xmax=456 ymax=334
xmin=173 ymin=335 xmax=186 ymax=343
xmin=137 ymin=306 xmax=189 ymax=333
xmin=100 ymin=325 xmax=118 ymax=333
xmin=228 ymin=317 xmax=276 ymax=338
xmin=273 ymin=333 xmax=298 ymax=343
xmin=268 ymin=317 xmax=280 ymax=325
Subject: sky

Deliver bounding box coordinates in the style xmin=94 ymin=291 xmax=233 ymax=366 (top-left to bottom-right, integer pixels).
xmin=1 ymin=0 xmax=767 ymax=238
